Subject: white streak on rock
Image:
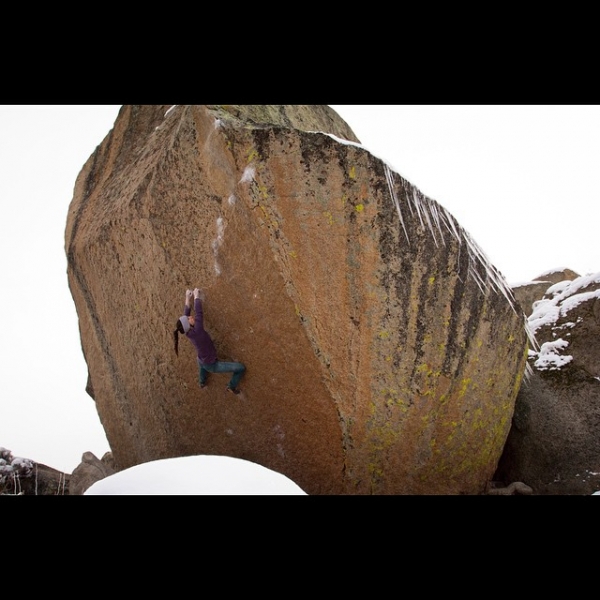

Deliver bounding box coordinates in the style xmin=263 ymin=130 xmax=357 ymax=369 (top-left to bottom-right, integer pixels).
xmin=165 ymin=105 xmax=178 ymax=118
xmin=212 ymin=217 xmax=225 ymax=276
xmin=240 ymin=165 xmax=255 ymax=184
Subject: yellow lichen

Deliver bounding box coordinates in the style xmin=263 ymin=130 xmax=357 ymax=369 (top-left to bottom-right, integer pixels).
xmin=458 ymin=378 xmax=471 ymax=398
xmin=258 ymin=185 xmax=269 ymax=199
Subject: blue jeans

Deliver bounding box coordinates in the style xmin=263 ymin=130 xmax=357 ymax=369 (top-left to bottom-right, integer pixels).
xmin=198 ymin=358 xmax=246 ymax=390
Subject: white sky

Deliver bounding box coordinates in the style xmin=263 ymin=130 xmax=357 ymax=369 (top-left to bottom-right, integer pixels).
xmin=1 ymin=104 xmax=599 ymax=475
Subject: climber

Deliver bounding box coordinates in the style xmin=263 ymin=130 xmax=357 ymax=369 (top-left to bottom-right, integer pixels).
xmin=173 ymin=288 xmax=246 ymax=395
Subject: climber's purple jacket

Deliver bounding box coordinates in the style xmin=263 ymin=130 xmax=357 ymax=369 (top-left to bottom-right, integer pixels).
xmin=184 ymin=298 xmax=218 ymax=365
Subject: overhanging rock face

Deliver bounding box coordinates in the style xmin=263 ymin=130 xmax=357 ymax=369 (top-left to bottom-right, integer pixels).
xmin=65 ymin=105 xmax=529 ymax=494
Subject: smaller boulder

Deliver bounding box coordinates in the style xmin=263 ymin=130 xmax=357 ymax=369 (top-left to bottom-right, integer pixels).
xmin=0 ymin=447 xmax=69 ymax=495
xmin=69 ymin=451 xmax=116 ymax=495
xmin=511 ymin=268 xmax=580 ymax=316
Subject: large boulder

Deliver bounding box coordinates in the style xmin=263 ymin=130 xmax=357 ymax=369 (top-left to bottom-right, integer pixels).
xmin=496 ymin=272 xmax=600 ymax=494
xmin=65 ymin=105 xmax=528 ymax=495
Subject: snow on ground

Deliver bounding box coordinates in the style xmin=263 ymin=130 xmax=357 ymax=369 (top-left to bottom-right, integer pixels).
xmin=84 ymin=455 xmax=308 ymax=495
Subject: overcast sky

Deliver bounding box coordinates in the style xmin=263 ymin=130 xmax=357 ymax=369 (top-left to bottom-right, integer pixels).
xmin=1 ymin=104 xmax=599 ymax=474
